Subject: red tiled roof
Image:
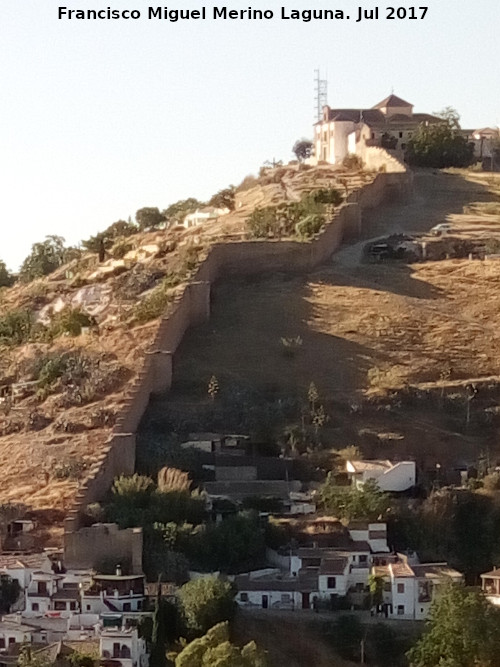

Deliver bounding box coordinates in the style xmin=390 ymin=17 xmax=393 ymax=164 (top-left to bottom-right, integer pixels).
xmin=373 ymin=94 xmax=413 ymax=109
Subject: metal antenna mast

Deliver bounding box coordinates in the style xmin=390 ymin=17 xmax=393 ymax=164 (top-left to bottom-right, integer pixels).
xmin=314 ymin=69 xmax=328 ymax=122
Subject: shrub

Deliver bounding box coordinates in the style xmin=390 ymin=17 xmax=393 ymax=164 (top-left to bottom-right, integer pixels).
xmin=295 ymin=214 xmax=325 ymax=238
xmin=0 ymin=309 xmax=33 ymax=345
xmin=37 ymin=356 xmax=67 ymax=389
xmin=49 ymin=307 xmax=95 ymax=337
xmin=53 ymin=459 xmax=87 ymax=480
xmin=306 ymin=188 xmax=343 ymax=206
xmin=247 ymin=207 xmax=280 ymax=238
xmin=280 ymin=335 xmax=303 ymax=358
xmin=178 ymin=577 xmax=236 ymax=636
xmin=111 ymin=240 xmax=134 ymax=259
xmin=342 ymin=154 xmax=364 ymax=170
xmin=134 ymin=285 xmax=172 ymax=324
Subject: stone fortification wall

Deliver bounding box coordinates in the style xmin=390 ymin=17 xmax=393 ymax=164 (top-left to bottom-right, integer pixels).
xmin=64 ymin=171 xmax=412 ymax=562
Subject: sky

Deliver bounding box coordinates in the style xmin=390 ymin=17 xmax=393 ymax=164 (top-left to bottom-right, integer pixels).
xmin=1 ymin=0 xmax=499 ymax=270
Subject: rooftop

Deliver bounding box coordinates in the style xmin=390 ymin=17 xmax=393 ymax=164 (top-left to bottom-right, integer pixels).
xmin=319 ymin=558 xmax=349 ymax=576
xmin=373 ymin=94 xmax=413 ymax=109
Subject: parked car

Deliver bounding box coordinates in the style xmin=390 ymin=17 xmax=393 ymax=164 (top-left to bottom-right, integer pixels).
xmin=430 ymin=223 xmax=452 ymax=236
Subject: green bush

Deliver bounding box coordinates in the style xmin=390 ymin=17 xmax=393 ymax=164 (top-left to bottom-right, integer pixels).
xmin=306 ymin=188 xmax=343 ymax=206
xmin=0 ymin=309 xmax=33 ymax=345
xmin=37 ymin=356 xmax=67 ymax=388
xmin=134 ymin=285 xmax=172 ymax=324
xmin=295 ymin=214 xmax=325 ymax=238
xmin=48 ymin=307 xmax=94 ymax=337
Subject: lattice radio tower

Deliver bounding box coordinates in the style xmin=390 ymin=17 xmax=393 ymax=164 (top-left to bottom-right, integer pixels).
xmin=314 ymin=69 xmax=328 ymax=122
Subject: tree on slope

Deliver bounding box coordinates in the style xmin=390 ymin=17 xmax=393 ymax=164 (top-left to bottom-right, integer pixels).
xmin=406 ymin=584 xmax=500 ymax=667
xmin=175 ymin=622 xmax=267 ymax=667
xmin=0 ymin=260 xmax=14 ymax=287
xmin=178 ymin=577 xmax=235 ymax=636
xmin=19 ymin=235 xmax=66 ymax=282
xmin=150 ymin=588 xmax=167 ymax=667
xmin=292 ymin=139 xmax=313 ymax=162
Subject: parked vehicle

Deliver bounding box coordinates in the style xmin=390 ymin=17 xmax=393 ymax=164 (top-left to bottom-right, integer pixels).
xmin=430 ymin=223 xmax=452 ymax=236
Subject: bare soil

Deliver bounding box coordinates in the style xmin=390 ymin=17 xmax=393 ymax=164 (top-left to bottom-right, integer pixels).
xmin=166 ymin=171 xmax=500 ymax=471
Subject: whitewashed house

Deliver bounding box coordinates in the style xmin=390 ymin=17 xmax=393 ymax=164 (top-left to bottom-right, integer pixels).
xmin=373 ymin=555 xmax=462 ymax=620
xmin=100 ymin=626 xmax=148 ymax=667
xmin=183 ymin=207 xmax=229 ymax=229
xmin=346 ymin=460 xmax=416 ymax=493
xmin=234 ymin=569 xmax=319 ymax=611
xmin=0 ymin=552 xmax=53 ymax=611
xmin=81 ymin=570 xmax=145 ymax=614
xmin=481 ymin=568 xmax=500 ymax=607
xmin=317 ymin=557 xmax=350 ymax=599
xmin=0 ymin=618 xmax=34 ymax=651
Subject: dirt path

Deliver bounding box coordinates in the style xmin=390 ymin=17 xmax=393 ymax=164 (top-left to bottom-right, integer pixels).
xmin=333 ymin=170 xmax=495 ymax=269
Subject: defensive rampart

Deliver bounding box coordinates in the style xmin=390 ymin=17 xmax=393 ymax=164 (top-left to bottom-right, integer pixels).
xmin=63 ymin=170 xmax=413 ymax=566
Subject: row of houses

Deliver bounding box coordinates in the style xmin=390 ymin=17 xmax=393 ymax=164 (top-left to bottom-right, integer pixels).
xmin=0 ymin=553 xmax=149 ymax=666
xmin=233 ymin=521 xmax=464 ymax=620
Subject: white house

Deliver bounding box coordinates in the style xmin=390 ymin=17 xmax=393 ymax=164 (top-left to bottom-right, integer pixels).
xmin=0 ymin=552 xmax=54 ymax=611
xmin=0 ymin=619 xmax=34 ymax=651
xmin=25 ymin=571 xmax=64 ymax=616
xmin=346 ymin=460 xmax=416 ymax=493
xmin=183 ymin=207 xmax=229 ymax=229
xmin=234 ymin=569 xmax=319 ymax=611
xmin=373 ymin=555 xmax=462 ymax=620
xmin=81 ymin=571 xmax=146 ymax=614
xmin=480 ymin=568 xmax=500 ymax=607
xmin=100 ymin=627 xmax=148 ymax=667
xmin=318 ymin=557 xmax=350 ymax=599
xmin=314 ymin=94 xmax=441 ymax=165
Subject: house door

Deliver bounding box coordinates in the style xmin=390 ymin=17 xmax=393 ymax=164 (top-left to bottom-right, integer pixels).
xmin=302 ymin=593 xmax=310 ymax=610
xmin=262 ymin=595 xmax=268 ymax=609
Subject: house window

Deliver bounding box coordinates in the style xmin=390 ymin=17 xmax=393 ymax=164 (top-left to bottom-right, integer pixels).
xmin=137 ymin=600 xmax=142 ymax=610
xmin=359 ymin=555 xmax=367 ymax=564
xmin=54 ymin=601 xmax=66 ymax=611
xmin=86 ymin=605 xmax=91 ymax=611
xmin=397 ymin=605 xmax=405 ymax=615
xmin=281 ymin=594 xmax=291 ymax=603
xmin=37 ymin=582 xmax=47 ymax=595
xmin=70 ymin=601 xmax=77 ymax=611
xmin=384 ymin=582 xmax=391 ymax=592
xmin=0 ymin=638 xmax=5 ymax=649
xmin=327 ymin=577 xmax=336 ymax=589
xmin=399 ymin=132 xmax=403 ymax=138
xmin=240 ymin=593 xmax=248 ymax=602
xmin=8 ymin=638 xmax=15 ymax=645
xmin=123 ymin=603 xmax=131 ymax=612
xmin=397 ymin=583 xmax=405 ymax=594
xmin=32 ymin=603 xmax=39 ymax=612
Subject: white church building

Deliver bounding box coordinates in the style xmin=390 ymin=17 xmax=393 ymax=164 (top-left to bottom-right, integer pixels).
xmin=314 ymin=94 xmax=441 ymax=165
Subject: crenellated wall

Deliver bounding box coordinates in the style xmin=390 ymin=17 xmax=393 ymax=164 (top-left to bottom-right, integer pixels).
xmin=63 ymin=171 xmax=413 ymax=565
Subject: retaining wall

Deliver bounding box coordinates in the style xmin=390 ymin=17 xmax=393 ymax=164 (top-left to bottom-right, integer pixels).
xmin=63 ymin=171 xmax=413 ymax=564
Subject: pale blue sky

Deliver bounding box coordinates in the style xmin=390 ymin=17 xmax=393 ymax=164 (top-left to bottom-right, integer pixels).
xmin=1 ymin=0 xmax=499 ymax=269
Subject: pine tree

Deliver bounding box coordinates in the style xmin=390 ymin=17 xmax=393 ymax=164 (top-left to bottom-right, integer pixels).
xmin=150 ymin=586 xmax=167 ymax=667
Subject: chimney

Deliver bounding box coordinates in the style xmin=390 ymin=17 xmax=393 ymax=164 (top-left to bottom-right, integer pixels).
xmin=116 ymin=564 xmax=122 ymax=577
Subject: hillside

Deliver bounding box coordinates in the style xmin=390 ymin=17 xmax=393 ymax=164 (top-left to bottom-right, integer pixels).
xmin=0 ymin=162 xmax=369 ymax=540
xmin=144 ymin=170 xmax=500 ymax=476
